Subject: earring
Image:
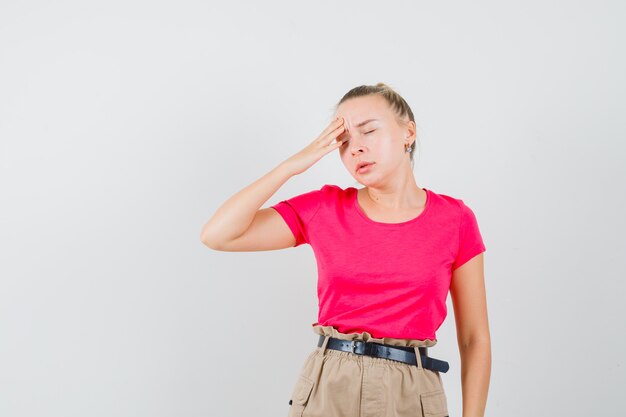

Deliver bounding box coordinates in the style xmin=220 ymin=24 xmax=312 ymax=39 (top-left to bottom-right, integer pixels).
xmin=406 ymin=144 xmax=413 ymax=153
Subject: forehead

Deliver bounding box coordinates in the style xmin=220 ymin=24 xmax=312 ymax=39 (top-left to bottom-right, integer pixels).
xmin=335 ymin=95 xmax=390 ymax=122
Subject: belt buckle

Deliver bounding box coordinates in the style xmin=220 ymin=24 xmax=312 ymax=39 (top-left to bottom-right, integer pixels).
xmin=351 ymin=340 xmax=358 ymax=354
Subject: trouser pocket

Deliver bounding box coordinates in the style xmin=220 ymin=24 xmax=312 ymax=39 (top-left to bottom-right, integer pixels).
xmin=288 ymin=374 xmax=315 ymax=417
xmin=420 ymin=389 xmax=449 ymax=417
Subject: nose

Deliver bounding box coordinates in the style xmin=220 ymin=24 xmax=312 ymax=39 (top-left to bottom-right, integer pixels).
xmin=350 ymin=145 xmax=365 ymax=156
xmin=337 ymin=120 xmax=366 ymax=155
xmin=349 ymin=133 xmax=367 ymax=156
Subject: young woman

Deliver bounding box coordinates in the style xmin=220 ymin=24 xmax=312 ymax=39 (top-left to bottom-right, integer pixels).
xmin=200 ymin=83 xmax=491 ymax=417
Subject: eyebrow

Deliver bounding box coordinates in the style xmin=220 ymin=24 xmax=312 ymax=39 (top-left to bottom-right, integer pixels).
xmin=355 ymin=118 xmax=378 ymax=128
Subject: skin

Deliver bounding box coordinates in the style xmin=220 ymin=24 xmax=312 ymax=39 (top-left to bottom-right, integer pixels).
xmin=334 ymin=94 xmax=491 ymax=417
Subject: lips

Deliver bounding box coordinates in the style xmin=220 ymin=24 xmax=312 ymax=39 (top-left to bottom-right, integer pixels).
xmin=356 ymin=161 xmax=375 ymax=172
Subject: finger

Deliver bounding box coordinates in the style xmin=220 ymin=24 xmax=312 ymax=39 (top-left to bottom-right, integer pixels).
xmin=326 ymin=136 xmax=346 ymax=149
xmin=323 ymin=124 xmax=345 ymax=145
xmin=318 ymin=117 xmax=344 ymax=140
xmin=322 ymin=118 xmax=343 ymax=135
xmin=329 ymin=139 xmax=346 ymax=152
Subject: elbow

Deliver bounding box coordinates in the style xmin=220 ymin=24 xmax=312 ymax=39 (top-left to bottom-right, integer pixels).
xmin=200 ymin=235 xmax=213 ymax=249
xmin=200 ymin=230 xmax=222 ymax=250
xmin=201 ymin=237 xmax=224 ymax=251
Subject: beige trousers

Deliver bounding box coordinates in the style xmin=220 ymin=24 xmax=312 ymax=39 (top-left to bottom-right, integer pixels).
xmin=287 ymin=324 xmax=449 ymax=417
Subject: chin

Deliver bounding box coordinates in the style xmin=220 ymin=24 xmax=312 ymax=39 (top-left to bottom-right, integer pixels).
xmin=355 ymin=177 xmax=377 ymax=187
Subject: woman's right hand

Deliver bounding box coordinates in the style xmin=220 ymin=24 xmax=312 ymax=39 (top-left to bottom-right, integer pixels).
xmin=282 ymin=116 xmax=346 ymax=176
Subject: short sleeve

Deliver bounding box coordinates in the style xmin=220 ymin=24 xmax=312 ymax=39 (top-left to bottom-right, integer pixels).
xmin=452 ymin=200 xmax=486 ymax=271
xmin=269 ymin=186 xmax=325 ymax=247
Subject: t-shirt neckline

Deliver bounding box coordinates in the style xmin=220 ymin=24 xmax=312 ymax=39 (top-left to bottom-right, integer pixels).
xmin=351 ymin=187 xmax=432 ymax=227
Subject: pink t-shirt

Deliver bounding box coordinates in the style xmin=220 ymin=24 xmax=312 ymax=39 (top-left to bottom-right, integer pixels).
xmin=270 ymin=184 xmax=486 ymax=341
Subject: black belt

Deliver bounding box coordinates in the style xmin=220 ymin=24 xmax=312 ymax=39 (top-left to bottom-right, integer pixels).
xmin=317 ymin=335 xmax=449 ymax=373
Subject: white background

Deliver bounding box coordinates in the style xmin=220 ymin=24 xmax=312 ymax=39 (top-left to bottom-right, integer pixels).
xmin=1 ymin=1 xmax=624 ymax=416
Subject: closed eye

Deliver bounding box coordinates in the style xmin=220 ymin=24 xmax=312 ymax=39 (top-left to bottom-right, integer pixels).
xmin=340 ymin=129 xmax=375 ymax=144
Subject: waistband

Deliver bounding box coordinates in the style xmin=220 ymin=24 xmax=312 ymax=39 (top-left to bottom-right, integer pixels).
xmin=312 ymin=324 xmax=438 ymax=348
xmin=317 ymin=335 xmax=449 ymax=373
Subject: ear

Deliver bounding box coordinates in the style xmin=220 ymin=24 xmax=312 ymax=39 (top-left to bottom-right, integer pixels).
xmin=405 ymin=120 xmax=416 ymax=141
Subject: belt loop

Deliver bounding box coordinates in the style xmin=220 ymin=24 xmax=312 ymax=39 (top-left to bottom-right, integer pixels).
xmin=320 ymin=335 xmax=330 ymax=356
xmin=413 ymin=346 xmax=425 ymax=371
xmin=309 ymin=335 xmax=330 ymax=385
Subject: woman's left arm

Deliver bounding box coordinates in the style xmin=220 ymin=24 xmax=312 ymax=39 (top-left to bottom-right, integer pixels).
xmin=449 ymin=253 xmax=491 ymax=417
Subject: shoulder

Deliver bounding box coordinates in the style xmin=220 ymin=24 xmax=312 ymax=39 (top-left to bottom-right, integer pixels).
xmin=426 ymin=188 xmax=480 ymax=223
xmin=272 ymin=183 xmax=351 ymax=210
xmin=319 ymin=183 xmax=353 ymax=198
xmin=426 ymin=188 xmax=465 ymax=212
xmin=306 ymin=184 xmax=351 ymax=211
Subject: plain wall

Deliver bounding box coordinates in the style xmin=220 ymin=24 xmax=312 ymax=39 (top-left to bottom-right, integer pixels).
xmin=1 ymin=1 xmax=624 ymax=416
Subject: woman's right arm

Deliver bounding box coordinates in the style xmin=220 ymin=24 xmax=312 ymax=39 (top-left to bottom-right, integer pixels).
xmin=200 ymin=116 xmax=346 ymax=252
xmin=200 ymin=162 xmax=298 ymax=251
